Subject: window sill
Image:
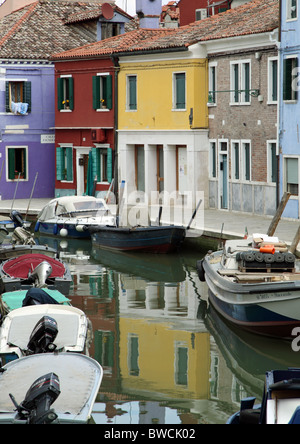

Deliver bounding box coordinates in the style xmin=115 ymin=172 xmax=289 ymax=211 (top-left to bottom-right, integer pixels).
xmin=229 ymin=102 xmax=251 ymax=106
xmin=60 ymin=109 xmax=73 ymax=113
xmin=172 ymin=108 xmax=187 ymax=112
xmin=96 ymin=108 xmax=109 ymax=112
xmin=283 ymin=100 xmax=298 ymax=104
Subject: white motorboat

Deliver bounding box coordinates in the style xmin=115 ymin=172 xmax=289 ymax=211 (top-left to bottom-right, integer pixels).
xmin=34 ymin=196 xmax=115 ymax=238
xmin=0 ymin=303 xmax=92 ymax=362
xmin=0 ymin=353 xmax=103 ymax=424
xmin=197 ymin=234 xmax=300 ymax=338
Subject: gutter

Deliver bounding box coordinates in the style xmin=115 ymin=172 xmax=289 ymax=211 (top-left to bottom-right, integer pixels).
xmin=111 ymin=55 xmax=120 ymax=202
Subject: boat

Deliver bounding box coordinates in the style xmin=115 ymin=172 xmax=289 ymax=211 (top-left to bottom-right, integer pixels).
xmin=196 ymin=234 xmax=300 ymax=338
xmin=0 ymin=352 xmax=103 ymax=424
xmin=228 ymin=368 xmax=300 ymax=424
xmin=0 ymin=253 xmax=72 ymax=295
xmin=86 ymin=225 xmax=186 ymax=253
xmin=34 ymin=196 xmax=115 ymax=238
xmin=0 ymin=300 xmax=91 ymax=362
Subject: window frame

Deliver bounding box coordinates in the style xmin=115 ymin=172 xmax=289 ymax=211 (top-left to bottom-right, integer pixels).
xmin=6 ymin=145 xmax=28 ymax=181
xmin=91 ymin=146 xmax=113 ymax=184
xmin=57 ymin=75 xmax=74 ymax=111
xmin=93 ymin=73 xmax=113 ymax=111
xmin=5 ymin=80 xmax=31 ymax=114
xmin=284 ymin=156 xmax=299 ymax=196
xmin=209 ymin=140 xmax=217 ymax=179
xmin=230 ymin=60 xmax=251 ymax=105
xmin=241 ymin=140 xmax=251 ymax=182
xmin=287 ymin=0 xmax=298 ymax=20
xmin=126 ymin=74 xmax=137 ymax=111
xmin=173 ymin=72 xmax=186 ymax=111
xmin=267 ymin=140 xmax=278 ymax=184
xmin=231 ymin=140 xmax=240 ymax=181
xmin=283 ymin=56 xmax=298 ymax=102
xmin=56 ymin=145 xmax=73 ymax=182
xmin=208 ymin=62 xmax=217 ymax=105
xmin=268 ymin=57 xmax=279 ymax=104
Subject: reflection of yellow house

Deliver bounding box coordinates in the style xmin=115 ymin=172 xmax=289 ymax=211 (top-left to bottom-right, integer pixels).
xmin=117 ymin=46 xmax=209 ymax=206
xmin=119 ymin=318 xmax=210 ymax=400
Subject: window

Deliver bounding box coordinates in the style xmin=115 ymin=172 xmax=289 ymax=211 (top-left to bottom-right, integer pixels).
xmin=208 ymin=64 xmax=217 ymax=104
xmin=127 ymin=75 xmax=137 ymax=110
xmin=267 ymin=142 xmax=278 ymax=183
xmin=56 ymin=146 xmax=73 ymax=181
xmin=230 ymin=61 xmax=251 ymax=104
xmin=173 ymin=72 xmax=186 ymax=110
xmin=283 ymin=56 xmax=298 ymax=101
xmin=287 ymin=0 xmax=297 ymax=20
xmin=268 ymin=58 xmax=278 ymax=103
xmin=90 ymin=147 xmax=113 ymax=183
xmin=231 ymin=141 xmax=240 ymax=180
xmin=92 ymin=74 xmax=113 ymax=110
xmin=285 ymin=157 xmax=298 ymax=195
xmin=128 ymin=334 xmax=139 ymax=376
xmin=209 ymin=141 xmax=217 ymax=178
xmin=57 ymin=76 xmax=74 ymax=110
xmin=5 ymin=81 xmax=31 ymax=114
xmin=7 ymin=146 xmax=27 ymax=180
xmin=242 ymin=142 xmax=251 ymax=181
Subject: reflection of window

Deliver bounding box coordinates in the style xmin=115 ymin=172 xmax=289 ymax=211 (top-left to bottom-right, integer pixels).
xmin=56 ymin=146 xmax=73 ymax=181
xmin=283 ymin=57 xmax=298 ymax=101
xmin=93 ymin=74 xmax=113 ymax=110
xmin=287 ymin=0 xmax=297 ymax=20
xmin=128 ymin=334 xmax=139 ymax=376
xmin=6 ymin=81 xmax=31 ymax=114
xmin=7 ymin=146 xmax=27 ymax=180
xmin=175 ymin=342 xmax=188 ymax=386
xmin=57 ymin=76 xmax=74 ymax=110
xmin=285 ymin=157 xmax=299 ymax=195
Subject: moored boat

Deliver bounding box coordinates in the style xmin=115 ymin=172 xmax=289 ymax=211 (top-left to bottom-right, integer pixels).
xmin=86 ymin=224 xmax=186 ymax=253
xmin=228 ymin=368 xmax=300 ymax=424
xmin=196 ymin=235 xmax=300 ymax=338
xmin=34 ymin=196 xmax=115 ymax=238
xmin=0 ymin=353 xmax=103 ymax=424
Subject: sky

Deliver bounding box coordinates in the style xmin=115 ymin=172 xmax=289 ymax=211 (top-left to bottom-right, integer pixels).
xmin=115 ymin=0 xmax=170 ymax=16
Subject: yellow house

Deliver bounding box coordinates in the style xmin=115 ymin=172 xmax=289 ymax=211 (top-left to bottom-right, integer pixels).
xmin=117 ymin=44 xmax=209 ymax=212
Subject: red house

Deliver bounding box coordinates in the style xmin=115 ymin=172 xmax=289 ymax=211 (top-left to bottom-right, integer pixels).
xmin=178 ymin=0 xmax=232 ymax=25
xmin=51 ymin=3 xmax=132 ymax=199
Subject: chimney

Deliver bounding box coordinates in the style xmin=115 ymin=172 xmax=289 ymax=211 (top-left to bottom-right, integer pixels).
xmin=136 ymin=0 xmax=162 ymax=29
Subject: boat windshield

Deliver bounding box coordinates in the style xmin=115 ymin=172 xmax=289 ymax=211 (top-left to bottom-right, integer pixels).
xmin=58 ymin=200 xmax=109 ymax=217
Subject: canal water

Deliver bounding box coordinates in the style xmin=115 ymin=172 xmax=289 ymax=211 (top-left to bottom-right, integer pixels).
xmin=38 ymin=234 xmax=300 ymax=425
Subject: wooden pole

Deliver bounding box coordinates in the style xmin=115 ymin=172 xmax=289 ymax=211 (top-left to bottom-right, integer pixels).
xmin=267 ymin=192 xmax=291 ymax=236
xmin=289 ymin=225 xmax=300 ymax=254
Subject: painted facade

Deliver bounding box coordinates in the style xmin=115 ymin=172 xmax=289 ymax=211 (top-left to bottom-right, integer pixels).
xmin=117 ymin=49 xmax=209 ymax=212
xmin=206 ymin=33 xmax=279 ymax=216
xmin=0 ymin=62 xmax=55 ymax=199
xmin=279 ymin=0 xmax=300 ymax=219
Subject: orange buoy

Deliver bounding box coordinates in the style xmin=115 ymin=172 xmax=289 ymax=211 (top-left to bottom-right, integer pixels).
xmin=260 ymin=245 xmax=275 ymax=254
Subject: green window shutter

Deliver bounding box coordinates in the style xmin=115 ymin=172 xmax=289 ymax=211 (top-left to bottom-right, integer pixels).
xmin=66 ymin=147 xmax=73 ymax=181
xmin=106 ymin=75 xmax=113 ymax=110
xmin=68 ymin=77 xmax=74 ymax=110
xmin=176 ymin=73 xmax=185 ymax=109
xmin=5 ymin=82 xmax=10 ymax=112
xmin=107 ymin=147 xmax=113 ymax=183
xmin=129 ymin=76 xmax=137 ymax=110
xmin=245 ymin=144 xmax=250 ymax=181
xmin=93 ymin=76 xmax=100 ymax=109
xmin=234 ymin=64 xmax=239 ymax=102
xmin=23 ymin=81 xmax=31 ymax=112
xmin=92 ymin=147 xmax=100 ymax=181
xmin=244 ymin=63 xmax=250 ymax=102
xmin=8 ymin=148 xmax=15 ymax=180
xmin=57 ymin=78 xmax=63 ymax=110
xmin=56 ymin=147 xmax=64 ymax=180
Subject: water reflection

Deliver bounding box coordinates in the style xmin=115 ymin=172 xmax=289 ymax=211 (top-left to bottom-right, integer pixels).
xmin=36 ymin=235 xmax=300 ymax=424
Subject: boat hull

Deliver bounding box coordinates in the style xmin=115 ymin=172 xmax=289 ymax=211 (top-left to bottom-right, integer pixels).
xmin=35 ymin=222 xmax=91 ymax=239
xmin=201 ymin=254 xmax=300 ymax=338
xmin=89 ymin=225 xmax=186 ymax=253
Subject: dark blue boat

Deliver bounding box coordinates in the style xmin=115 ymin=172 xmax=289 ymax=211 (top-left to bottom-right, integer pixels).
xmin=87 ymin=225 xmax=186 ymax=253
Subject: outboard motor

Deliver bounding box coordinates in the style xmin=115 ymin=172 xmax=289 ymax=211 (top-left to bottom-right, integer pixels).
xmin=27 ymin=316 xmax=58 ymax=354
xmin=10 ymin=210 xmax=25 ymax=228
xmin=28 ymin=261 xmax=52 ymax=288
xmin=9 ymin=372 xmax=60 ymax=424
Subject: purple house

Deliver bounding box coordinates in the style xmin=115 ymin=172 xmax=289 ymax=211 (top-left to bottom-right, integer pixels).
xmin=0 ymin=0 xmax=131 ymax=200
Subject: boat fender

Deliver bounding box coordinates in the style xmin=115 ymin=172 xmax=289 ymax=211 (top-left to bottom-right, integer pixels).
xmin=75 ymin=225 xmax=84 ymax=232
xmin=59 ymin=228 xmax=68 ymax=237
xmin=53 ymin=223 xmax=58 ymax=235
xmin=196 ymin=259 xmax=205 ymax=282
xmin=260 ymin=245 xmax=275 ymax=254
xmin=34 ymin=221 xmax=40 ymax=232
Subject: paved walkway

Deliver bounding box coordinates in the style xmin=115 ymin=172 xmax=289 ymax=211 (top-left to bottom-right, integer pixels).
xmin=0 ymin=198 xmax=299 ymax=245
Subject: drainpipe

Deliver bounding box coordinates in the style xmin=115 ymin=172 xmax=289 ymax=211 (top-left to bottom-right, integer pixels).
xmin=112 ymin=55 xmax=120 ymax=204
